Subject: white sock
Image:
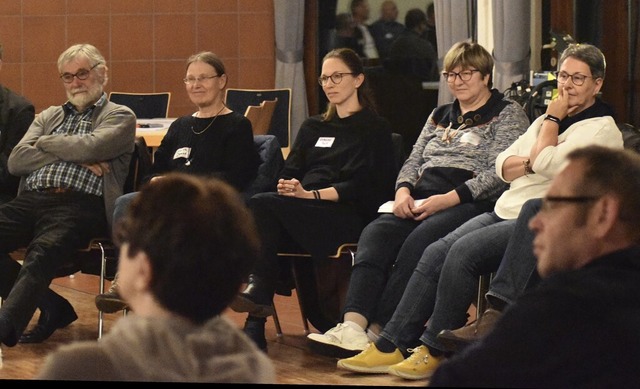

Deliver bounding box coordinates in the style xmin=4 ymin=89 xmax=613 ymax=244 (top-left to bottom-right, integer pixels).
xmin=343 ymin=320 xmax=366 ymax=332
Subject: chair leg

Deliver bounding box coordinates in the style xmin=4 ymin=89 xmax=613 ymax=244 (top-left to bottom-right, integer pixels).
xmin=476 ymin=273 xmax=494 ymax=321
xmin=97 ymin=242 xmax=106 ymax=340
xmin=289 ymin=265 xmax=310 ymax=335
xmin=272 ymin=301 xmax=283 ymax=337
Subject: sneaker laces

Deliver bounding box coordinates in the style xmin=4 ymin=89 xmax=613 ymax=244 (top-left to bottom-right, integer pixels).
xmin=107 ymin=272 xmax=120 ymax=294
xmin=325 ymin=323 xmax=349 ymax=342
xmin=405 ymin=346 xmax=429 ymax=365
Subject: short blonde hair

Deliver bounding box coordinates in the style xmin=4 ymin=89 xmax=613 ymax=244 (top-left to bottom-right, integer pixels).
xmin=443 ymin=41 xmax=494 ymax=88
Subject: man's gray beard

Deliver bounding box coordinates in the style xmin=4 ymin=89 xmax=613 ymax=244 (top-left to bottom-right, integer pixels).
xmin=67 ymin=84 xmax=103 ymax=110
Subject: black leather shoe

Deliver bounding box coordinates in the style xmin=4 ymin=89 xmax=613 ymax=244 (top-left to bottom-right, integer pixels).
xmin=19 ymin=297 xmax=78 ymax=344
xmin=229 ymin=275 xmax=275 ymax=317
xmin=0 ymin=315 xmax=18 ymax=347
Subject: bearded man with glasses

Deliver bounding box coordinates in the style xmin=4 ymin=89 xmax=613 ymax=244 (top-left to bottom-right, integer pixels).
xmin=0 ymin=43 xmax=136 ymax=346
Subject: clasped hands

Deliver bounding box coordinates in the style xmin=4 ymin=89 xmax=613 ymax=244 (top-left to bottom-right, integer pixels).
xmin=277 ymin=177 xmax=307 ymax=198
xmin=393 ymin=192 xmax=452 ymax=221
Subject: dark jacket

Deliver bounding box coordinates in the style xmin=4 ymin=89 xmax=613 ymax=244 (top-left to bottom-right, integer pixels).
xmin=430 ymin=245 xmax=640 ymax=388
xmin=0 ymin=85 xmax=34 ymax=202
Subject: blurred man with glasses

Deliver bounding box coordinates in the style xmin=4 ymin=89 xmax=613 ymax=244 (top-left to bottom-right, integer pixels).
xmin=0 ymin=43 xmax=136 ymax=346
xmin=430 ymin=145 xmax=640 ymax=387
xmin=0 ymin=43 xmax=35 ymax=204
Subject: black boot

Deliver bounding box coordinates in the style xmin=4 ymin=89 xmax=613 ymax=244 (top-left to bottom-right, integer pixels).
xmin=229 ymin=274 xmax=275 ymax=317
xmin=19 ymin=289 xmax=77 ymax=344
xmin=0 ymin=314 xmax=17 ymax=347
xmin=243 ymin=315 xmax=267 ymax=352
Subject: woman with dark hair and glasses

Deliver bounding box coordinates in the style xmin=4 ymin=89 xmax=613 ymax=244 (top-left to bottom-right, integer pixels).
xmin=307 ymin=40 xmax=529 ymax=360
xmin=335 ymin=43 xmax=623 ymax=380
xmin=229 ymin=47 xmax=397 ymax=351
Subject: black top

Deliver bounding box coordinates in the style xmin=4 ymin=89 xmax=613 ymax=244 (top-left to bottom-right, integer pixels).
xmin=281 ymin=108 xmax=396 ymax=222
xmin=0 ymin=85 xmax=35 ymax=201
xmin=151 ymin=111 xmax=260 ymax=192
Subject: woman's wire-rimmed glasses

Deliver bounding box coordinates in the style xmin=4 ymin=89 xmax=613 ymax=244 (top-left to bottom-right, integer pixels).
xmin=318 ymin=72 xmax=355 ymax=86
xmin=183 ymin=75 xmax=221 ymax=85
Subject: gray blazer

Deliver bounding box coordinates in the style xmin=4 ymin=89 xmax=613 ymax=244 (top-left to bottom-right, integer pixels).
xmin=7 ymin=95 xmax=136 ymax=228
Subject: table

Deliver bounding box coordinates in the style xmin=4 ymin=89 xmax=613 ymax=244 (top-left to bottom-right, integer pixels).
xmin=135 ymin=118 xmax=174 ymax=147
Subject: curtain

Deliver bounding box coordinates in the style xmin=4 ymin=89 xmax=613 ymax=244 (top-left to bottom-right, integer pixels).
xmin=434 ymin=0 xmax=475 ymax=105
xmin=274 ymin=0 xmax=308 ymax=147
xmin=491 ymin=0 xmax=531 ymax=93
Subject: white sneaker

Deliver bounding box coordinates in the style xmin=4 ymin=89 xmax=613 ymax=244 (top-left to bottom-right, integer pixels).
xmin=307 ymin=323 xmax=369 ymax=358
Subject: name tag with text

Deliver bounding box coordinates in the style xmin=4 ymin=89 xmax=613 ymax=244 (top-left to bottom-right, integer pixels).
xmin=315 ymin=137 xmax=335 ymax=148
xmin=173 ymin=147 xmax=191 ymax=160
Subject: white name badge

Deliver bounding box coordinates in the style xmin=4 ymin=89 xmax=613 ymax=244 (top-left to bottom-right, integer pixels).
xmin=173 ymin=147 xmax=191 ymax=160
xmin=316 ymin=137 xmax=335 ymax=148
xmin=460 ymin=131 xmax=481 ymax=146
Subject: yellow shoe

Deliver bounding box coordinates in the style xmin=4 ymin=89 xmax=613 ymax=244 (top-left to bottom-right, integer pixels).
xmin=337 ymin=343 xmax=404 ymax=374
xmin=388 ymin=345 xmax=442 ymax=380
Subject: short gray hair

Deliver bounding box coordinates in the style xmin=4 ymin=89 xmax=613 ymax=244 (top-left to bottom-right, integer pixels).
xmin=57 ymin=43 xmax=108 ymax=85
xmin=558 ymin=43 xmax=606 ymax=80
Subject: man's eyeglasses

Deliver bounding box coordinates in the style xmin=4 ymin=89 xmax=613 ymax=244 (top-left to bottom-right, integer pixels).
xmin=60 ymin=63 xmax=100 ymax=83
xmin=183 ymin=75 xmax=221 ymax=85
xmin=553 ymin=71 xmax=596 ymax=86
xmin=541 ymin=195 xmax=600 ymax=213
xmin=318 ymin=72 xmax=355 ymax=86
xmin=441 ymin=69 xmax=480 ymax=83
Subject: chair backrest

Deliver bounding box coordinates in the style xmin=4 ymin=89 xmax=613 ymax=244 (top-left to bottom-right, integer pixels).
xmin=225 ymin=88 xmax=292 ymax=152
xmin=123 ymin=136 xmax=153 ymax=194
xmin=391 ymin=133 xmax=407 ymax=176
xmin=241 ymin=134 xmax=285 ymax=202
xmin=108 ymin=92 xmax=171 ymax=119
xmin=522 ymin=79 xmax=557 ymax=123
xmin=619 ymin=122 xmax=640 ymax=155
xmin=244 ymin=98 xmax=279 ymax=136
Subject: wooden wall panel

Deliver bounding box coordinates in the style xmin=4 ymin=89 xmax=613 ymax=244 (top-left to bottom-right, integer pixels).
xmin=0 ymin=0 xmax=276 ymax=118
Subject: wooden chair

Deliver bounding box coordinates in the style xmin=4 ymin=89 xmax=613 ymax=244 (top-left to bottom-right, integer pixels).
xmin=244 ymin=98 xmax=278 ymax=136
xmin=274 ymin=243 xmax=358 ymax=336
xmin=108 ymin=92 xmax=171 ymax=119
xmin=225 ymin=88 xmax=292 ymax=157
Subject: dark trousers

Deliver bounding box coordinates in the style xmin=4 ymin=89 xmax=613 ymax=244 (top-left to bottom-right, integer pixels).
xmin=0 ymin=191 xmax=106 ymax=338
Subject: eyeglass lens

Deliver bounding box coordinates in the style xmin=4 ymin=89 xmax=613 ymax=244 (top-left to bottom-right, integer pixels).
xmin=318 ymin=73 xmax=341 ymax=86
xmin=60 ymin=63 xmax=99 ymax=83
xmin=555 ymin=71 xmax=587 ymax=86
xmin=183 ymin=75 xmax=219 ymax=85
xmin=60 ymin=69 xmax=90 ymax=83
xmin=442 ymin=70 xmax=477 ymax=82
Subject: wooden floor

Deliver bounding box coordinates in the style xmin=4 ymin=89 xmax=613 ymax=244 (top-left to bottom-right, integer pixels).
xmin=0 ymin=273 xmax=427 ymax=385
